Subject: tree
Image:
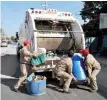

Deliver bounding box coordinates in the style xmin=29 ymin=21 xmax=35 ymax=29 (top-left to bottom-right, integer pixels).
xmin=80 ymin=2 xmax=107 ymax=54
xmin=80 ymin=1 xmax=107 ymax=37
xmin=0 ymin=28 xmax=5 ymax=36
xmin=6 ymin=37 xmax=10 ymax=41
xmin=11 ymin=36 xmax=15 ymax=42
xmin=80 ymin=1 xmax=107 ymax=22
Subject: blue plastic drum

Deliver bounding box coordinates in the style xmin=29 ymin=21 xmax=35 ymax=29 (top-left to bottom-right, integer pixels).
xmin=26 ymin=76 xmax=46 ymax=96
xmin=72 ymin=54 xmax=86 ymax=81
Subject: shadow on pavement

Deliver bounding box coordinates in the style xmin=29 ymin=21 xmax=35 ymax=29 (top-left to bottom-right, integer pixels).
xmin=1 ymin=79 xmax=27 ymax=94
xmin=1 ymin=77 xmax=107 ymax=99
xmin=1 ymin=79 xmax=18 ymax=91
xmin=96 ymin=65 xmax=107 ymax=99
xmin=97 ymin=84 xmax=107 ymax=99
xmin=46 ymin=78 xmax=64 ymax=93
xmin=46 ymin=78 xmax=91 ymax=92
xmin=74 ymin=85 xmax=91 ymax=92
xmin=1 ymin=54 xmax=21 ymax=78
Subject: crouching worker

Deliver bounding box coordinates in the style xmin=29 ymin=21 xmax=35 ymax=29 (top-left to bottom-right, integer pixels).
xmin=80 ymin=49 xmax=101 ymax=92
xmin=14 ymin=40 xmax=39 ymax=92
xmin=54 ymin=51 xmax=77 ymax=93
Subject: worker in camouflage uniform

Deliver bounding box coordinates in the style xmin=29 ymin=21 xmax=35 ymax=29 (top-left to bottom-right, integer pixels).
xmin=14 ymin=40 xmax=39 ymax=92
xmin=54 ymin=51 xmax=77 ymax=93
xmin=80 ymin=49 xmax=101 ymax=92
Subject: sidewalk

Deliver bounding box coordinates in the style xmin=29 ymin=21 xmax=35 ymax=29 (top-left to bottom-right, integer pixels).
xmin=96 ymin=56 xmax=107 ymax=66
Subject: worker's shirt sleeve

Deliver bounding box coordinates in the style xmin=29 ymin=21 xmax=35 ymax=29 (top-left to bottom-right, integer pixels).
xmin=24 ymin=49 xmax=33 ymax=57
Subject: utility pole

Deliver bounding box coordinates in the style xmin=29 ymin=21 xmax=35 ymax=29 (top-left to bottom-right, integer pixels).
xmin=1 ymin=22 xmax=4 ymax=36
xmin=42 ymin=1 xmax=48 ymax=10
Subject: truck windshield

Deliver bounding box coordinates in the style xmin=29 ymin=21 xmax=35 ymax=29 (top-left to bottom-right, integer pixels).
xmin=34 ymin=20 xmax=72 ymax=33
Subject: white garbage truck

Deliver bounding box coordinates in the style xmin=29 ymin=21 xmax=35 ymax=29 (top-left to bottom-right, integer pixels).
xmin=17 ymin=8 xmax=85 ymax=73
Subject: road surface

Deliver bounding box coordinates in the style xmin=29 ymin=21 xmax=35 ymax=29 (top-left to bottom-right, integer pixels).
xmin=1 ymin=43 xmax=17 ymax=56
xmin=1 ymin=44 xmax=107 ymax=100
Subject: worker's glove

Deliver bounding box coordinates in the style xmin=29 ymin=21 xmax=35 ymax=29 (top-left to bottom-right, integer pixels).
xmin=73 ymin=77 xmax=78 ymax=83
xmin=71 ymin=74 xmax=78 ymax=83
xmin=73 ymin=77 xmax=77 ymax=81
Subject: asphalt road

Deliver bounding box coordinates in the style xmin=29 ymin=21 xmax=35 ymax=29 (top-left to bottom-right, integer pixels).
xmin=1 ymin=44 xmax=20 ymax=77
xmin=1 ymin=43 xmax=17 ymax=56
xmin=1 ymin=45 xmax=107 ymax=100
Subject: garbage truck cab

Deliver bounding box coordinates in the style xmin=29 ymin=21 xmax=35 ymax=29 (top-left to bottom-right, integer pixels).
xmin=17 ymin=8 xmax=85 ymax=73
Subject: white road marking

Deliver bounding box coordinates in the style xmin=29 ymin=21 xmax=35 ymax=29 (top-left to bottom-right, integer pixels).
xmin=0 ymin=74 xmax=18 ymax=79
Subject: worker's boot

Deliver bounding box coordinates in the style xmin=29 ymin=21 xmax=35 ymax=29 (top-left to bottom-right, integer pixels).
xmin=14 ymin=85 xmax=20 ymax=92
xmin=90 ymin=88 xmax=98 ymax=92
xmin=63 ymin=86 xmax=71 ymax=94
xmin=59 ymin=84 xmax=64 ymax=88
xmin=63 ymin=89 xmax=71 ymax=94
xmin=90 ymin=78 xmax=98 ymax=92
xmin=90 ymin=84 xmax=98 ymax=92
xmin=73 ymin=78 xmax=78 ymax=85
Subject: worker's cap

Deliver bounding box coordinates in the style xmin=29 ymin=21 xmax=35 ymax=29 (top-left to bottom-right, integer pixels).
xmin=80 ymin=49 xmax=89 ymax=56
xmin=23 ymin=40 xmax=31 ymax=45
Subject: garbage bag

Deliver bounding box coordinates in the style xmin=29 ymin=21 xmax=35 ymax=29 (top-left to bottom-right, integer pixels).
xmin=31 ymin=53 xmax=46 ymax=66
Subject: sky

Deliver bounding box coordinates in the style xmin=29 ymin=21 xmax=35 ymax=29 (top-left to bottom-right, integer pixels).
xmin=1 ymin=1 xmax=84 ymax=36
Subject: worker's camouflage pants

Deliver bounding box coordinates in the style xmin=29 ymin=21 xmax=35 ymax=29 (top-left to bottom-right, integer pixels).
xmin=88 ymin=67 xmax=101 ymax=90
xmin=56 ymin=71 xmax=72 ymax=92
xmin=15 ymin=64 xmax=32 ymax=88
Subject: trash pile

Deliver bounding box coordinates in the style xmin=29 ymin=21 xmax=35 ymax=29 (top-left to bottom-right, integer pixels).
xmin=26 ymin=75 xmax=46 ymax=82
xmin=26 ymin=75 xmax=46 ymax=96
xmin=33 ymin=76 xmax=46 ymax=81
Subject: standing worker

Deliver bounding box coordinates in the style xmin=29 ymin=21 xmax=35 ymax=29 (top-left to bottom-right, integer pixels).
xmin=54 ymin=51 xmax=77 ymax=93
xmin=14 ymin=40 xmax=39 ymax=92
xmin=80 ymin=49 xmax=101 ymax=92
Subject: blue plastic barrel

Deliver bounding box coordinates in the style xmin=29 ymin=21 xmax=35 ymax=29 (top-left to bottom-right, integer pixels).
xmin=72 ymin=54 xmax=86 ymax=81
xmin=26 ymin=76 xmax=46 ymax=96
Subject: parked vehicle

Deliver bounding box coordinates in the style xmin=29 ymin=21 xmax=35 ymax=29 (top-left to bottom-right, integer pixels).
xmin=1 ymin=40 xmax=8 ymax=47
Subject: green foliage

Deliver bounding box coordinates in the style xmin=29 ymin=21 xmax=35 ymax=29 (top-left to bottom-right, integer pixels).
xmin=80 ymin=1 xmax=107 ymax=36
xmin=11 ymin=36 xmax=15 ymax=41
xmin=80 ymin=1 xmax=107 ymax=22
